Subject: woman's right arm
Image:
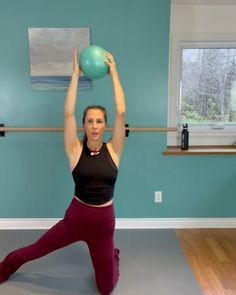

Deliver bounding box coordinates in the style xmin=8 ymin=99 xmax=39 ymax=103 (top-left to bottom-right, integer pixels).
xmin=64 ymin=49 xmax=82 ymax=170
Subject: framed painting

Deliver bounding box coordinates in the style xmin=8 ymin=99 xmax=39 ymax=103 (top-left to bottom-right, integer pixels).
xmin=28 ymin=28 xmax=91 ymax=91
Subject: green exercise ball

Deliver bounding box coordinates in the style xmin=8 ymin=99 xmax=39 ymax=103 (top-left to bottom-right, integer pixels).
xmin=79 ymin=45 xmax=108 ymax=79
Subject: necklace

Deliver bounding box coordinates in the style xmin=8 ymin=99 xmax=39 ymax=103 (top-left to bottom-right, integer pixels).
xmin=90 ymin=151 xmax=100 ymax=156
xmin=87 ymin=142 xmax=103 ymax=156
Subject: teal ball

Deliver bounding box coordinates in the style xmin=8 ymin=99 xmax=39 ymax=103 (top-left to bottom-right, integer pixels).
xmin=79 ymin=45 xmax=108 ymax=80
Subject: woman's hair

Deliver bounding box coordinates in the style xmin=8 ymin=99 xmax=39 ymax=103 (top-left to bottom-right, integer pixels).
xmin=82 ymin=105 xmax=107 ymax=144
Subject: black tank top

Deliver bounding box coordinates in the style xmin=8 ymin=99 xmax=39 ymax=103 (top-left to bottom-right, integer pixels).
xmin=72 ymin=143 xmax=118 ymax=205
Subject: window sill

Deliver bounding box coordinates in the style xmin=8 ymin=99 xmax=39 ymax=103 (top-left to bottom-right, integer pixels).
xmin=163 ymin=146 xmax=236 ymax=155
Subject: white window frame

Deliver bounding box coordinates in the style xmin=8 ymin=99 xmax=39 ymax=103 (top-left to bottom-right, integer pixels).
xmin=168 ymin=33 xmax=236 ymax=146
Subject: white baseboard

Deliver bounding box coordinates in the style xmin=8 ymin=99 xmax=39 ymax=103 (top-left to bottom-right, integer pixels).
xmin=116 ymin=218 xmax=236 ymax=229
xmin=0 ymin=218 xmax=236 ymax=230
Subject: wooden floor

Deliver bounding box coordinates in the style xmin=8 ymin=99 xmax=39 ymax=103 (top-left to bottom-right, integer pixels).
xmin=176 ymin=229 xmax=236 ymax=295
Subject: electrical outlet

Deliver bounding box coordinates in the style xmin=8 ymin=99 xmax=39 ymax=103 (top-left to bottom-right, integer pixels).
xmin=154 ymin=191 xmax=162 ymax=203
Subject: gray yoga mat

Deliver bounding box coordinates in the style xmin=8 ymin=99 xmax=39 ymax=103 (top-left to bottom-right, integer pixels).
xmin=0 ymin=229 xmax=203 ymax=295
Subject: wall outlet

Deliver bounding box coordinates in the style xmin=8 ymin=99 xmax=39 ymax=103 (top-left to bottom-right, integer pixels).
xmin=154 ymin=191 xmax=162 ymax=203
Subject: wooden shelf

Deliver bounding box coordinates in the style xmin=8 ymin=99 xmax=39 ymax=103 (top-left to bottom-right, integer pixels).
xmin=163 ymin=145 xmax=236 ymax=155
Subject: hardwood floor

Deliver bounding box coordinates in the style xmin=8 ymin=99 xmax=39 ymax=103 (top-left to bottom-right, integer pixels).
xmin=176 ymin=229 xmax=236 ymax=295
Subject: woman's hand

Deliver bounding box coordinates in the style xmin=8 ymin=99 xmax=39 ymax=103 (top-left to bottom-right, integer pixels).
xmin=104 ymin=51 xmax=118 ymax=78
xmin=72 ymin=49 xmax=80 ymax=77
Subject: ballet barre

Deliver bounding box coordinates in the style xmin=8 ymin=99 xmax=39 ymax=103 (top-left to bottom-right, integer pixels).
xmin=0 ymin=124 xmax=177 ymax=137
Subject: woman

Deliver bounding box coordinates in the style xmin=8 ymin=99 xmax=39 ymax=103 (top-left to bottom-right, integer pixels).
xmin=0 ymin=49 xmax=126 ymax=295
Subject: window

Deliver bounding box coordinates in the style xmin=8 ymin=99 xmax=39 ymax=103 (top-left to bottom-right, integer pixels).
xmin=168 ymin=34 xmax=236 ymax=146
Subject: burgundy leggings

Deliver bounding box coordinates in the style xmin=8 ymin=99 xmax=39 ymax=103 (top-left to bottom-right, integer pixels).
xmin=0 ymin=197 xmax=120 ymax=295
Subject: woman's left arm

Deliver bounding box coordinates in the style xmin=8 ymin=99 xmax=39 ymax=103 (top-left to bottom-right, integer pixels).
xmin=105 ymin=52 xmax=126 ymax=159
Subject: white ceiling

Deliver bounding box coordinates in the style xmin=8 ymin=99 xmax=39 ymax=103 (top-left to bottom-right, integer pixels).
xmin=172 ymin=0 xmax=236 ymax=5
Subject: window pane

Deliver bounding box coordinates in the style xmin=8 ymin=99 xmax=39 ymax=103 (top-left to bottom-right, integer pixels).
xmin=181 ymin=48 xmax=236 ymax=125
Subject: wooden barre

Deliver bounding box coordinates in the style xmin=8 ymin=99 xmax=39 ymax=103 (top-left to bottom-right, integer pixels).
xmin=0 ymin=126 xmax=177 ymax=132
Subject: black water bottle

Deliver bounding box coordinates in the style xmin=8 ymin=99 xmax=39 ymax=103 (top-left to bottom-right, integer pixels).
xmin=181 ymin=124 xmax=189 ymax=150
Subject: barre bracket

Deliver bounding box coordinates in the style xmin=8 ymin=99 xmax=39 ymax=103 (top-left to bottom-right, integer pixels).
xmin=0 ymin=123 xmax=5 ymax=137
xmin=125 ymin=123 xmax=130 ymax=137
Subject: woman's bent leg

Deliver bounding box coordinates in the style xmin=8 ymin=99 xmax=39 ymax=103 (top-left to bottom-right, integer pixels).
xmin=89 ymin=242 xmax=120 ymax=295
xmin=86 ymin=204 xmax=120 ymax=295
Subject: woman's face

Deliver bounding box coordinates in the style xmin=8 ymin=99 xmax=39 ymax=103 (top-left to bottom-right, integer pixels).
xmin=83 ymin=109 xmax=106 ymax=142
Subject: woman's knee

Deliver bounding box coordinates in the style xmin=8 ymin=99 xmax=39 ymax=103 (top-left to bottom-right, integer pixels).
xmin=97 ymin=279 xmax=117 ymax=295
xmin=96 ymin=257 xmax=120 ymax=295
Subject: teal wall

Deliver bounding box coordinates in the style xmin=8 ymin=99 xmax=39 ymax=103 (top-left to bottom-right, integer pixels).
xmin=0 ymin=0 xmax=235 ymax=218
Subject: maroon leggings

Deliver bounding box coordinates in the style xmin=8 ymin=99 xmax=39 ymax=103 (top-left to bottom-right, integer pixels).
xmin=0 ymin=197 xmax=120 ymax=295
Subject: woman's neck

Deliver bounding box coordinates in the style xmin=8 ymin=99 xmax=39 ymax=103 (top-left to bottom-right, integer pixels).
xmin=86 ymin=141 xmax=103 ymax=152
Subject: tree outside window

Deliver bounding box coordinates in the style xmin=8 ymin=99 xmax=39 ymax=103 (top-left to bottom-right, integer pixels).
xmin=181 ymin=48 xmax=236 ymax=126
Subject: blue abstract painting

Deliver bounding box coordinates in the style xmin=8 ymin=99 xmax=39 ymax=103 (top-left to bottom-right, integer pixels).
xmin=28 ymin=28 xmax=91 ymax=91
